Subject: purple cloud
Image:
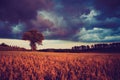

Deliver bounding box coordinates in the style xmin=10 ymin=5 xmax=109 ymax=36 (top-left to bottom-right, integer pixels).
xmin=0 ymin=0 xmax=53 ymax=23
xmin=0 ymin=0 xmax=120 ymax=42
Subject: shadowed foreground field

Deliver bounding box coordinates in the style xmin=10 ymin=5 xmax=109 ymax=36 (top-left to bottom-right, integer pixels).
xmin=0 ymin=51 xmax=120 ymax=80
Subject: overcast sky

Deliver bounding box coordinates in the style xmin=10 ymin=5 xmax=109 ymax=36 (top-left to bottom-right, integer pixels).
xmin=0 ymin=0 xmax=120 ymax=42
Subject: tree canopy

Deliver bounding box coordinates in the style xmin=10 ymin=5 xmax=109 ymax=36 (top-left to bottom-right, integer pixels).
xmin=22 ymin=30 xmax=44 ymax=50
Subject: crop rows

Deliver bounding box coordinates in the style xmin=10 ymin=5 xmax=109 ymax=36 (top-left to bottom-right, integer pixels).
xmin=0 ymin=51 xmax=120 ymax=80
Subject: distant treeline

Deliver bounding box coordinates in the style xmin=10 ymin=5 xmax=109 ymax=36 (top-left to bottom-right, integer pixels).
xmin=72 ymin=42 xmax=120 ymax=53
xmin=0 ymin=42 xmax=120 ymax=53
xmin=0 ymin=43 xmax=26 ymax=51
xmin=40 ymin=42 xmax=120 ymax=53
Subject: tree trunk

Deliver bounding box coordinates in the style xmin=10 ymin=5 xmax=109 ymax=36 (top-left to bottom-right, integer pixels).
xmin=30 ymin=42 xmax=36 ymax=51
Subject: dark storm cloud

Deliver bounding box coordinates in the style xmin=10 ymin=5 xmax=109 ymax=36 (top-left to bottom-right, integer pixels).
xmin=0 ymin=22 xmax=13 ymax=38
xmin=60 ymin=0 xmax=91 ymax=16
xmin=92 ymin=0 xmax=120 ymax=29
xmin=0 ymin=0 xmax=120 ymax=42
xmin=0 ymin=0 xmax=54 ymax=38
xmin=0 ymin=0 xmax=53 ymax=23
xmin=57 ymin=0 xmax=120 ymax=42
xmin=94 ymin=0 xmax=120 ymax=18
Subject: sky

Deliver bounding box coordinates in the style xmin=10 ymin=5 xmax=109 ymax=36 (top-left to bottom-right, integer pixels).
xmin=0 ymin=0 xmax=120 ymax=43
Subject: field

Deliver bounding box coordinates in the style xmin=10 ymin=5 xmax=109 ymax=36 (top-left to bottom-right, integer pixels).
xmin=0 ymin=51 xmax=120 ymax=80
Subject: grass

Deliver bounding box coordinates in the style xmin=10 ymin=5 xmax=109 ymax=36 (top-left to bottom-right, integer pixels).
xmin=0 ymin=51 xmax=120 ymax=80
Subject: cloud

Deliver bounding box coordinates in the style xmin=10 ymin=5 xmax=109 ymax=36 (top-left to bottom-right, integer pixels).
xmin=79 ymin=9 xmax=100 ymax=29
xmin=93 ymin=0 xmax=120 ymax=17
xmin=0 ymin=0 xmax=53 ymax=23
xmin=80 ymin=10 xmax=100 ymax=24
xmin=30 ymin=10 xmax=69 ymax=39
xmin=76 ymin=27 xmax=120 ymax=42
xmin=11 ymin=23 xmax=25 ymax=34
xmin=31 ymin=12 xmax=54 ymax=29
xmin=37 ymin=10 xmax=67 ymax=28
xmin=0 ymin=0 xmax=120 ymax=43
xmin=0 ymin=0 xmax=54 ymax=38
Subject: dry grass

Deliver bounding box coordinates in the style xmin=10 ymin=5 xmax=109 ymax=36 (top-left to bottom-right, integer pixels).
xmin=0 ymin=51 xmax=120 ymax=80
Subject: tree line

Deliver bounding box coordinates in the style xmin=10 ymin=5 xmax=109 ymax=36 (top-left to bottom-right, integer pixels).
xmin=0 ymin=43 xmax=26 ymax=51
xmin=40 ymin=42 xmax=120 ymax=53
xmin=71 ymin=42 xmax=120 ymax=53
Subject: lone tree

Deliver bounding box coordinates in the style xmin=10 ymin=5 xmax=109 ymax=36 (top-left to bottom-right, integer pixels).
xmin=22 ymin=30 xmax=44 ymax=51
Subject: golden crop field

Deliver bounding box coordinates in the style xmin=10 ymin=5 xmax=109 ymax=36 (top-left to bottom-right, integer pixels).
xmin=0 ymin=51 xmax=120 ymax=80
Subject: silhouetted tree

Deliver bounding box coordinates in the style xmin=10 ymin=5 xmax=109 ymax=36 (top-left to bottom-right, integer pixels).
xmin=22 ymin=30 xmax=44 ymax=51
